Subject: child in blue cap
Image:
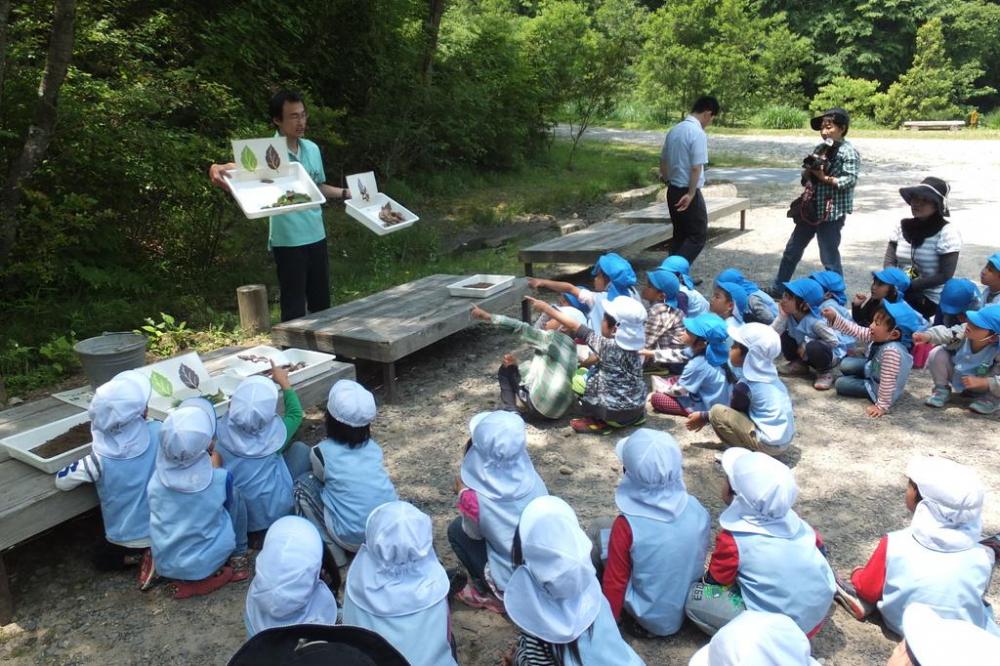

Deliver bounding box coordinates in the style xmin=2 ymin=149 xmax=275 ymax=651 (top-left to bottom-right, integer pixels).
xmin=641 ymin=269 xmax=688 ymax=372
xmin=528 ymin=253 xmax=640 ymax=334
xmin=852 ymin=267 xmax=910 ymax=328
xmin=716 ymin=268 xmax=778 ymax=325
xmin=771 ymin=278 xmax=844 ymax=390
xmin=822 ymin=300 xmax=924 ymax=417
xmin=660 ymin=255 xmax=709 ymax=317
xmin=647 ymin=313 xmax=732 ymax=417
xmin=936 ymin=277 xmax=981 ymax=327
xmin=915 ymin=304 xmax=1000 ymax=414
xmin=711 ymin=280 xmax=748 ymax=332
xmin=979 ymin=251 xmax=1000 ymax=306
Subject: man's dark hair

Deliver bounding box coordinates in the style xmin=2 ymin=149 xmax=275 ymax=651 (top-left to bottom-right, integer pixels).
xmin=269 ymin=90 xmax=305 ymax=121
xmin=691 ymin=96 xmax=720 ymax=115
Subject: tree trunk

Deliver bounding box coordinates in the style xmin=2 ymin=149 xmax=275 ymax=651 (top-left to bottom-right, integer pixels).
xmin=0 ymin=0 xmax=77 ymax=265
xmin=419 ymin=0 xmax=447 ymax=84
xmin=0 ymin=0 xmax=12 ymax=112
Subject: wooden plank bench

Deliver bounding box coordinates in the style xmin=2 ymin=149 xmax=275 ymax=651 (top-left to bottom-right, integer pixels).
xmin=616 ymin=196 xmax=750 ymax=230
xmin=902 ymin=120 xmax=965 ymax=131
xmin=272 ymin=274 xmax=528 ymax=402
xmin=0 ymin=346 xmax=355 ymax=625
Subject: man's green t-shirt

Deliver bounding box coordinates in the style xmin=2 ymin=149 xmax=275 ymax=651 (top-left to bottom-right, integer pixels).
xmin=268 ymin=136 xmax=326 ymax=248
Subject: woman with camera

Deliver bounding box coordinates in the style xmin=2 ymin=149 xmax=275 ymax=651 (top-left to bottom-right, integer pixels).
xmin=883 ymin=177 xmax=960 ymax=319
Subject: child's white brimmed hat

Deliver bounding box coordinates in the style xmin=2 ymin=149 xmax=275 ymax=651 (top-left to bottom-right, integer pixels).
xmin=89 ymin=369 xmax=152 ymax=460
xmin=614 ymin=428 xmax=689 ymax=522
xmin=326 ymin=379 xmax=376 ymax=427
xmin=221 ymin=376 xmax=286 ymax=458
xmin=688 ymin=610 xmax=819 ymax=665
xmin=156 ymin=397 xmax=217 ymax=493
xmin=901 ymin=603 xmax=1000 ymax=665
xmin=462 ymin=411 xmax=536 ymax=501
xmin=602 ymin=295 xmax=647 ymax=351
xmin=719 ymin=448 xmax=802 ymax=538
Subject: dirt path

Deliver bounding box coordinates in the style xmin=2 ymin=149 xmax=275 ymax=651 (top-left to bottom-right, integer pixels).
xmin=3 ymin=132 xmax=1000 ymax=665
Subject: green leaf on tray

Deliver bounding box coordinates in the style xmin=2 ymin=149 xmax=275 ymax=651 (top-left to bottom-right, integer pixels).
xmin=150 ymin=370 xmax=173 ymax=397
xmin=240 ymin=145 xmax=258 ymax=172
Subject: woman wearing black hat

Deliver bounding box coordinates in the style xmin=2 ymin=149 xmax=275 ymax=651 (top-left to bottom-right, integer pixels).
xmin=883 ymin=176 xmax=961 ymax=319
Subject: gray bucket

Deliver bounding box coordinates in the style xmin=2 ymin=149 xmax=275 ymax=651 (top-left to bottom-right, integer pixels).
xmin=74 ymin=332 xmax=148 ymax=389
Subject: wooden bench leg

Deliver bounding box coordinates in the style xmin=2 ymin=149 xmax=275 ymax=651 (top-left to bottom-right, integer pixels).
xmin=740 ymin=209 xmax=747 ymax=231
xmin=382 ymin=361 xmax=399 ymax=403
xmin=522 ymin=263 xmax=534 ymax=323
xmin=0 ymin=553 xmax=13 ymax=626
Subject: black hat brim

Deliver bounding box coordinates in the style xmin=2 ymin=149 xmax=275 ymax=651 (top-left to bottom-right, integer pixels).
xmin=899 ymin=185 xmax=949 ymax=217
xmin=228 ymin=624 xmax=411 ymax=666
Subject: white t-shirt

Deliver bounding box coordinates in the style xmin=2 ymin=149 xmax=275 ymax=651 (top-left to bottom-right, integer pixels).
xmin=889 ymin=223 xmax=962 ymax=303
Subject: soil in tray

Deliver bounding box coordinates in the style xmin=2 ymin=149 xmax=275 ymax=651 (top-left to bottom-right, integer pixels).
xmin=467 ymin=282 xmax=497 ymax=289
xmin=30 ymin=422 xmax=92 ymax=459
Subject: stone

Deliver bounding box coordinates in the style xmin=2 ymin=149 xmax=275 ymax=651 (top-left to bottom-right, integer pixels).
xmin=558 ymin=465 xmax=573 ymax=475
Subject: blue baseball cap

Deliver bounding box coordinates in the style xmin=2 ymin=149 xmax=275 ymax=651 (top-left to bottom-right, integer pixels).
xmin=659 ymin=255 xmax=694 ymax=289
xmin=966 ymin=304 xmax=1000 ymax=334
xmin=593 ymin=252 xmax=637 ymax=299
xmin=809 ymin=270 xmax=847 ymax=306
xmin=716 ymin=281 xmax=748 ymax=323
xmin=782 ymin=278 xmax=824 ymax=315
xmin=646 ymin=269 xmax=680 ymax=308
xmin=717 ymin=267 xmax=760 ymax=295
xmin=683 ymin=313 xmax=730 ymax=367
xmin=562 ymin=289 xmax=591 ymax=316
xmin=882 ymin=300 xmax=924 ymax=347
xmin=938 ymin=278 xmax=979 ymax=316
xmin=986 ymin=251 xmax=1000 ymax=272
xmin=872 ymin=267 xmax=911 ymax=299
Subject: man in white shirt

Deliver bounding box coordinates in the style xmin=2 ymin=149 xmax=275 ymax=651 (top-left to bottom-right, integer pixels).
xmin=659 ymin=96 xmax=719 ymax=268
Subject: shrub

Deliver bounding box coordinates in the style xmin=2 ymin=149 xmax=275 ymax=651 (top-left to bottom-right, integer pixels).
xmin=981 ymin=109 xmax=1000 ymax=129
xmin=810 ymin=77 xmax=882 ymax=119
xmin=748 ymin=105 xmax=809 ymax=129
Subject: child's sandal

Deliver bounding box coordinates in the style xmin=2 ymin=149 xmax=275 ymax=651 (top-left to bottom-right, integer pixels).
xmin=228 ymin=555 xmax=252 ymax=582
xmin=171 ymin=566 xmax=234 ymax=599
xmin=570 ymin=417 xmax=612 ymax=435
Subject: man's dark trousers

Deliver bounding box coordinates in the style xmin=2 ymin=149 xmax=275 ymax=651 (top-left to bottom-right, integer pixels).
xmin=666 ymin=185 xmax=708 ymax=264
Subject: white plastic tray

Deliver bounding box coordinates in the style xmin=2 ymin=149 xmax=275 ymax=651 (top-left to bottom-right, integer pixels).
xmin=345 ymin=171 xmax=418 ymax=235
xmin=447 ymin=274 xmax=517 ymax=298
xmin=213 ymin=346 xmax=336 ymax=384
xmin=134 ymin=352 xmax=232 ymax=420
xmin=228 ymin=162 xmax=325 ymax=220
xmin=0 ymin=411 xmax=92 ymax=473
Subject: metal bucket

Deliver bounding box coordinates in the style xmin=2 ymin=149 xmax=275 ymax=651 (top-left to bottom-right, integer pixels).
xmin=74 ymin=332 xmax=148 ymax=389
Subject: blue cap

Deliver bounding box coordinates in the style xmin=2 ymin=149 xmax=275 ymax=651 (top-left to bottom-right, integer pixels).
xmin=938 ymin=278 xmax=979 ymax=315
xmin=593 ymin=253 xmax=637 ymax=300
xmin=646 ymin=269 xmax=680 ymax=308
xmin=872 ymin=268 xmax=911 ymax=301
xmin=717 ymin=267 xmax=760 ymax=295
xmin=716 ymin=281 xmax=748 ymax=323
xmin=987 ymin=251 xmax=1000 ymax=272
xmin=966 ymin=304 xmax=1000 ymax=334
xmin=683 ymin=313 xmax=730 ymax=367
xmin=659 ymin=255 xmax=694 ymax=289
xmin=809 ymin=270 xmax=847 ymax=306
xmin=882 ymin=300 xmax=925 ymax=348
xmin=563 ymin=289 xmax=591 ymax=316
xmin=783 ymin=278 xmax=824 ymax=315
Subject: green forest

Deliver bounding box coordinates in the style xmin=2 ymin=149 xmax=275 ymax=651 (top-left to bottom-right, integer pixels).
xmin=2 ymin=0 xmax=999 ymax=393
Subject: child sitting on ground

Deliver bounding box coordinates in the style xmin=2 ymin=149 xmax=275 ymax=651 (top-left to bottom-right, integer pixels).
xmin=471 ymin=303 xmax=581 ymax=420
xmin=504 ymin=496 xmax=644 ymax=665
xmin=641 ymin=269 xmax=688 ymax=372
xmin=833 ymin=456 xmax=999 ymax=637
xmin=661 ymin=255 xmax=709 ymax=317
xmin=55 ymin=370 xmax=160 ymax=588
xmin=915 ymin=304 xmax=1000 ymax=415
xmin=688 ymin=610 xmax=820 ymax=666
xmin=893 ymin=603 xmax=1000 ymax=666
xmin=772 ymin=278 xmax=845 ymax=390
xmin=716 ymin=268 xmax=778 ymax=325
xmin=528 ymin=294 xmax=648 ymax=433
xmin=981 ymin=251 xmax=1000 ymax=306
xmin=685 ymin=449 xmax=835 ymax=637
xmin=811 ymin=269 xmax=857 ymax=345
xmin=711 ymin=280 xmax=748 ymax=332
xmin=936 ymin=277 xmax=980 ymax=327
xmin=147 ymin=398 xmax=250 ymax=598
xmin=531 ymin=287 xmax=590 ymax=330
xmin=528 ymin=252 xmax=639 ymax=333
xmin=345 ymin=501 xmax=457 ymax=666
xmin=244 ymin=515 xmax=338 ymax=637
xmin=822 ymin=299 xmax=924 ymax=418
xmin=216 ymin=365 xmax=310 ymax=542
xmin=591 ymin=429 xmax=710 ymax=638
xmin=687 ymin=323 xmax=795 ymax=456
xmin=852 ymin=268 xmax=910 ymax=328
xmin=294 ymin=380 xmax=398 ymax=567
xmin=647 ymin=313 xmax=732 ymax=417
xmin=449 ymin=411 xmax=548 ymax=614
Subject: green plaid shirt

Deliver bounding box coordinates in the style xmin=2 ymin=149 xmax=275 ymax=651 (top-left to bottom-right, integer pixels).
xmin=490 ymin=314 xmax=578 ymax=418
xmin=814 ymin=139 xmax=860 ymax=222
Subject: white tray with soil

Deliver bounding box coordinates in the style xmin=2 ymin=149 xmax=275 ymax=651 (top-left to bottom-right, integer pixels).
xmin=447 ymin=274 xmax=516 ymax=298
xmin=0 ymin=411 xmax=92 ymax=473
xmin=345 ymin=171 xmax=418 ymax=236
xmin=228 ymin=138 xmax=326 ymax=220
xmin=212 ymin=346 xmax=336 ymax=384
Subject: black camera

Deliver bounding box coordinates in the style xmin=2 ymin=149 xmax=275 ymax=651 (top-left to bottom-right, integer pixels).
xmin=802 ymin=138 xmax=835 ymax=172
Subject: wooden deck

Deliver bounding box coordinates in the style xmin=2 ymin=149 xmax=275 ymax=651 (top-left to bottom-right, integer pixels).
xmin=616 ymin=196 xmax=750 ymax=229
xmin=271 ymin=274 xmax=529 ymax=401
xmin=0 ymin=346 xmax=355 ymax=625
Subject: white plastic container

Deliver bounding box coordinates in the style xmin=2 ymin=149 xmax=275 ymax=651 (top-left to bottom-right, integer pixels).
xmin=134 ymin=352 xmax=232 ymax=420
xmin=227 ymin=162 xmax=326 ymax=220
xmin=345 ymin=171 xmax=418 ymax=235
xmin=447 ymin=274 xmax=517 ymax=298
xmin=213 ymin=346 xmax=336 ymax=384
xmin=0 ymin=411 xmax=92 ymax=473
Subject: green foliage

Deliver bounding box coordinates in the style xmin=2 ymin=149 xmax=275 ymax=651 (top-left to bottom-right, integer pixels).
xmin=810 ymin=77 xmax=883 ymax=120
xmin=748 ymin=105 xmax=809 ymax=130
xmin=982 ymin=109 xmax=1000 ymax=130
xmin=136 ymin=313 xmax=193 ymax=357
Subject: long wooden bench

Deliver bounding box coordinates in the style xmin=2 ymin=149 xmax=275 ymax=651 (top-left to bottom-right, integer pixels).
xmin=0 ymin=346 xmax=355 ymax=625
xmin=902 ymin=120 xmax=965 ymax=131
xmin=616 ymin=196 xmax=750 ymax=230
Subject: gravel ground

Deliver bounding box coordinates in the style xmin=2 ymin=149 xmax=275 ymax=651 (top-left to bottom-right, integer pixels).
xmin=3 ymin=132 xmax=1000 ymax=665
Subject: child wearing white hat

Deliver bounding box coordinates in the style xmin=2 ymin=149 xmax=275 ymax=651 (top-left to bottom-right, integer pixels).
xmin=146 ymin=397 xmax=250 ymax=598
xmin=833 ymin=455 xmax=999 ymax=638
xmin=527 ymin=294 xmax=648 ymax=434
xmin=293 ymin=380 xmax=398 ymax=567
xmin=344 ymin=501 xmax=457 ymax=666
xmin=55 ymin=370 xmax=161 ymax=587
xmin=688 ymin=610 xmax=819 ymax=665
xmin=685 ymin=449 xmax=835 ymax=637
xmin=448 ymin=411 xmax=548 ymax=614
xmin=216 ymin=364 xmax=308 ymax=537
xmin=888 ymin=602 xmax=1000 ymax=665
xmin=244 ymin=515 xmax=338 ymax=637
xmin=591 ymin=429 xmax=710 ymax=637
xmin=503 ymin=495 xmax=644 ymax=665
xmin=686 ymin=323 xmax=795 ymax=455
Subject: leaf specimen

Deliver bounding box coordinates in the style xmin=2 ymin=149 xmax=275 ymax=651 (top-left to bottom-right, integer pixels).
xmin=240 ymin=145 xmax=258 ymax=172
xmin=265 ymin=144 xmax=281 ymax=170
xmin=178 ymin=363 xmax=200 ymax=390
xmin=150 ymin=370 xmax=173 ymax=397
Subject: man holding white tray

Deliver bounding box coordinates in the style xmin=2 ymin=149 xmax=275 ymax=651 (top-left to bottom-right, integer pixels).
xmin=209 ymin=91 xmax=351 ymax=322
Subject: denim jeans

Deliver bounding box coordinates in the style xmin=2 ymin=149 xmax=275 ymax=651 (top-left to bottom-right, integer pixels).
xmin=773 ymin=216 xmax=846 ymax=289
xmin=282 ymin=440 xmax=313 ymax=480
xmin=834 ymin=357 xmax=870 ymax=399
xmin=225 ymin=482 xmax=249 ymax=556
xmin=447 ymin=516 xmax=489 ymax=593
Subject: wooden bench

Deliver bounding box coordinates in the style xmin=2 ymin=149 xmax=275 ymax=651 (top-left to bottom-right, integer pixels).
xmin=0 ymin=346 xmax=355 ymax=625
xmin=902 ymin=120 xmax=965 ymax=131
xmin=271 ymin=274 xmax=529 ymax=402
xmin=616 ymin=196 xmax=750 ymax=230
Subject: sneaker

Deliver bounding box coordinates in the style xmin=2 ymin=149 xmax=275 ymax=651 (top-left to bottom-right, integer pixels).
xmin=833 ymin=573 xmax=873 ymax=621
xmin=970 ymin=396 xmax=999 ymax=415
xmin=228 ymin=554 xmax=252 ymax=582
xmin=137 ymin=548 xmax=158 ymax=591
xmin=813 ymin=372 xmax=834 ymax=391
xmin=455 ymin=582 xmax=505 ymax=614
xmin=570 ymin=417 xmax=612 ymax=435
xmin=778 ymin=360 xmax=809 ymax=376
xmin=925 ymin=385 xmax=951 ymax=408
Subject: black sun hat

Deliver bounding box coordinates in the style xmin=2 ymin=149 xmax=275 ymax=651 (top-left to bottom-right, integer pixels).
xmin=810 ymin=107 xmax=850 ymax=131
xmin=899 ymin=176 xmax=951 ymax=217
xmin=228 ymin=624 xmax=410 ymax=666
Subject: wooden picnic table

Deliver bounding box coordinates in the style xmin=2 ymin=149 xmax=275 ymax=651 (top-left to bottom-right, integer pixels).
xmin=271 ymin=274 xmax=529 ymax=402
xmin=616 ymin=196 xmax=750 ymax=230
xmin=0 ymin=345 xmax=355 ymax=625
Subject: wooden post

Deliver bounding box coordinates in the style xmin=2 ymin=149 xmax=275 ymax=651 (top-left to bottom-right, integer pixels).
xmin=0 ymin=553 xmax=13 ymax=625
xmin=237 ymin=284 xmax=271 ymax=334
